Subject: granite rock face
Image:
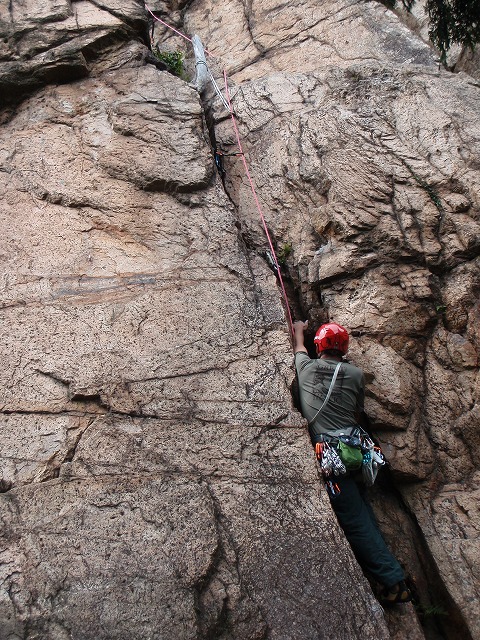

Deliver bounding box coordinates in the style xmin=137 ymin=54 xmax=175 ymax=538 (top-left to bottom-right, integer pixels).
xmin=212 ymin=65 xmax=479 ymax=480
xmin=185 ymin=0 xmax=479 ymax=637
xmin=0 ymin=1 xmax=479 ymax=639
xmin=0 ymin=0 xmax=148 ymax=102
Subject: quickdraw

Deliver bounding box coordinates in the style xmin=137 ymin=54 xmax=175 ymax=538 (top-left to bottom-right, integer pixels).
xmin=315 ymin=441 xmax=346 ymax=478
xmin=325 ymin=480 xmax=341 ymax=498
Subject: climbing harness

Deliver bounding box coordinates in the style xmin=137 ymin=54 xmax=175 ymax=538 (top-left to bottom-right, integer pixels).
xmin=308 ymin=361 xmax=386 ymax=490
xmin=316 ymin=425 xmax=386 ymax=488
xmin=145 ymin=4 xmax=295 ymax=340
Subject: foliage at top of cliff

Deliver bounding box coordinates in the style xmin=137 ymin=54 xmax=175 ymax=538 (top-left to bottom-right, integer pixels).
xmin=386 ymin=0 xmax=480 ymax=62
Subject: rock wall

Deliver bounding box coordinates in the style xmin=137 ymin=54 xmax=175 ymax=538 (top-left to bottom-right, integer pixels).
xmin=0 ymin=1 xmax=479 ymax=639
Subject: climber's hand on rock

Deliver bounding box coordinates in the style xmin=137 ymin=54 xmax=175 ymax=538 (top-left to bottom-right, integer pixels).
xmin=293 ymin=321 xmax=308 ymax=354
xmin=293 ymin=320 xmax=308 ymax=333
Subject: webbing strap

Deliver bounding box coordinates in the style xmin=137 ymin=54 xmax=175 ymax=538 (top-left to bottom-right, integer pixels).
xmin=308 ymin=362 xmax=342 ymax=427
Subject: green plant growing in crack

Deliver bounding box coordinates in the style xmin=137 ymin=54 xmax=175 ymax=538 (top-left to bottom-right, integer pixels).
xmin=415 ymin=602 xmax=449 ymax=618
xmin=153 ymin=49 xmax=186 ymax=79
xmin=277 ymin=241 xmax=293 ymax=265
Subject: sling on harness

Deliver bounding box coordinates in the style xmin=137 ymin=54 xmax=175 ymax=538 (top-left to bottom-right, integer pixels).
xmin=309 ymin=362 xmax=386 ymax=486
xmin=308 ymin=361 xmax=342 ymax=428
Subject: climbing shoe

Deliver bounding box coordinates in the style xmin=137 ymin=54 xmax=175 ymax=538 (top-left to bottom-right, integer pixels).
xmin=379 ymin=581 xmax=412 ymax=606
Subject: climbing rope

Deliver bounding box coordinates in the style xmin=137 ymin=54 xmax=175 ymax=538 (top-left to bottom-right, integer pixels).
xmin=145 ymin=4 xmax=295 ymax=340
xmin=145 ymin=4 xmax=216 ymax=57
xmin=145 ymin=4 xmax=193 ymax=46
xmin=222 ymin=72 xmax=295 ymax=337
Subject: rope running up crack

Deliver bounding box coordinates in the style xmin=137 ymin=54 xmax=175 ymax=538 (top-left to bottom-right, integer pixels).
xmin=145 ymin=4 xmax=295 ymax=341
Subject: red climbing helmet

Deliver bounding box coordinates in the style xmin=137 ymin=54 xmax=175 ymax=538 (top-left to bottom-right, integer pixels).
xmin=314 ymin=323 xmax=349 ymax=355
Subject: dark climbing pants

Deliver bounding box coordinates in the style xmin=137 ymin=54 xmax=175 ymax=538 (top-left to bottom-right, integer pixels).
xmin=328 ymin=474 xmax=404 ymax=588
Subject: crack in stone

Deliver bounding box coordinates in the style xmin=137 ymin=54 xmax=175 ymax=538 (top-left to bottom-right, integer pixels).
xmin=34 ymin=369 xmax=71 ymax=389
xmin=194 ymin=477 xmax=269 ymax=639
xmin=62 ymin=418 xmax=97 ymax=466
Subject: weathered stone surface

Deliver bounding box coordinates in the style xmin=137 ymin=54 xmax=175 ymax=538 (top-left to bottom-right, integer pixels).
xmin=1 ymin=0 xmax=480 ymax=638
xmin=1 ymin=478 xmax=221 ymax=639
xmin=0 ymin=6 xmax=392 ymax=637
xmin=0 ymin=0 xmax=147 ymax=100
xmin=181 ymin=1 xmax=480 ymax=637
xmin=0 ymin=414 xmax=90 ymax=487
xmin=454 ymin=47 xmax=480 ymax=79
xmin=63 ymin=419 xmax=313 ymax=481
xmin=1 ymin=475 xmax=389 ymax=640
xmin=185 ymin=0 xmax=436 ymax=83
xmin=403 ymin=475 xmax=480 ymax=640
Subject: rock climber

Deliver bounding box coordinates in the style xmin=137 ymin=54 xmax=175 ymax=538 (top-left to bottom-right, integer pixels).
xmin=293 ymin=320 xmax=412 ymax=606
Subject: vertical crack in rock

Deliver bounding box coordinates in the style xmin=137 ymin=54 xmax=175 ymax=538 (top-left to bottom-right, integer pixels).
xmin=177 ymin=6 xmax=480 ymax=638
xmin=374 ymin=473 xmax=475 ymax=640
xmin=197 ymin=88 xmax=307 ymax=328
xmin=62 ymin=417 xmax=97 ymax=466
xmin=193 ymin=480 xmax=269 ymax=640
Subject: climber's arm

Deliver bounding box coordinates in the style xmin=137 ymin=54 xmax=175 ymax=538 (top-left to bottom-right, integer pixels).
xmin=293 ymin=321 xmax=308 ymax=354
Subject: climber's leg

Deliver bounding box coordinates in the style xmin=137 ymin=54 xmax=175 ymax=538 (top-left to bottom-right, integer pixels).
xmin=328 ymin=474 xmax=404 ymax=588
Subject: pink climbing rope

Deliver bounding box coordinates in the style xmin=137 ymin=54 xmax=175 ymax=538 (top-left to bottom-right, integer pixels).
xmin=144 ymin=3 xmax=295 ymax=341
xmin=223 ymin=71 xmax=295 ymax=339
xmin=145 ymin=4 xmax=216 ymax=57
xmin=145 ymin=4 xmax=192 ymax=44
